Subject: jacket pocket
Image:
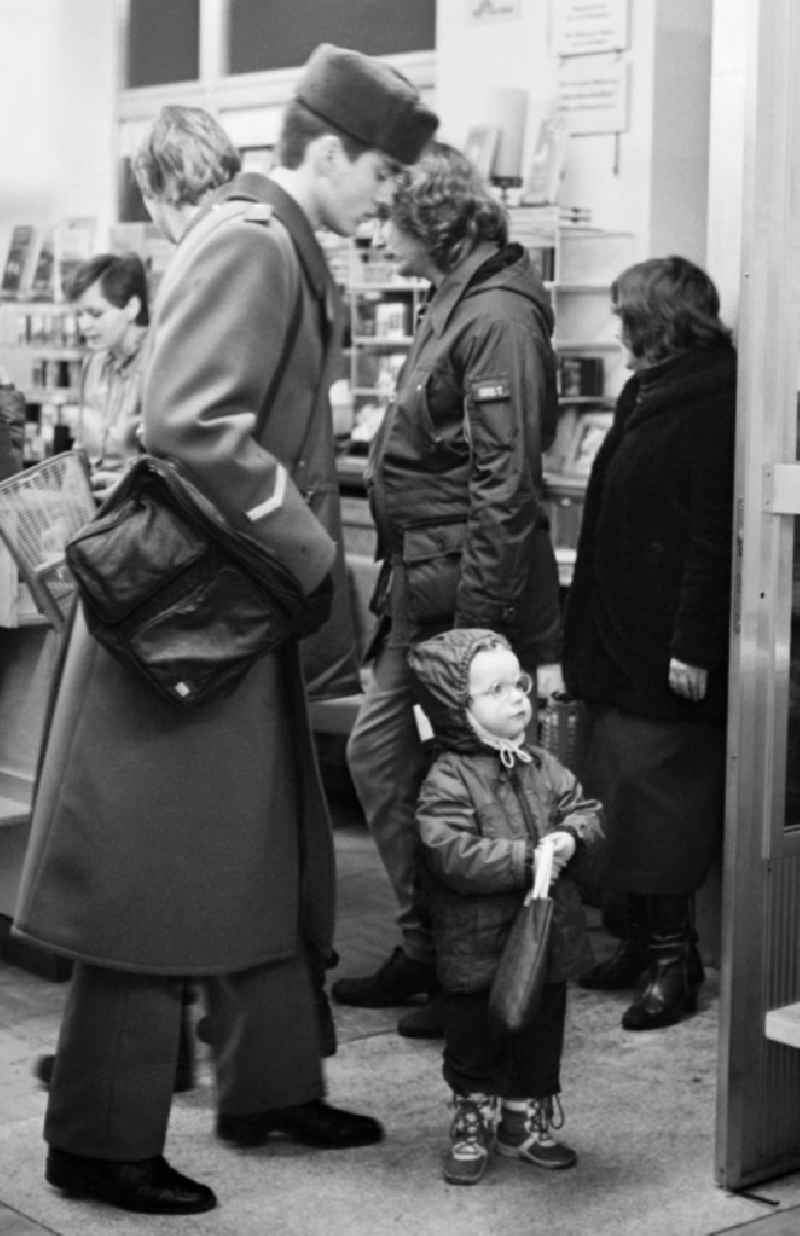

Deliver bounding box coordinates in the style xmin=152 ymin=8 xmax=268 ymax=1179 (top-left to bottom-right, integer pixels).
xmin=402 ymin=521 xmax=465 ymax=626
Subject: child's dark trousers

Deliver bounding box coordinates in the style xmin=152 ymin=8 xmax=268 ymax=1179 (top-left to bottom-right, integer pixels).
xmin=442 ymin=981 xmax=567 ymax=1098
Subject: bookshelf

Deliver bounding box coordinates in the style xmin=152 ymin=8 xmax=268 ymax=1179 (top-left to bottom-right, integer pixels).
xmin=507 ymin=207 xmax=633 ymax=582
xmin=0 ymin=302 xmax=85 ymax=464
xmin=345 ymin=245 xmax=428 ymax=451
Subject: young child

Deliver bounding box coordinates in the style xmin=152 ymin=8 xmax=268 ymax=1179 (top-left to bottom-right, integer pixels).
xmin=408 ymin=628 xmax=604 ymax=1186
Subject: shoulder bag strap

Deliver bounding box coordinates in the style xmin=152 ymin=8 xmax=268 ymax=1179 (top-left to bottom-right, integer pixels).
xmin=254 ymin=272 xmax=303 ymax=438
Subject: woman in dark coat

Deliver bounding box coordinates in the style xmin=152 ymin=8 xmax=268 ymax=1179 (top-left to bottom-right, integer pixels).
xmin=562 ymin=256 xmax=736 ymax=1031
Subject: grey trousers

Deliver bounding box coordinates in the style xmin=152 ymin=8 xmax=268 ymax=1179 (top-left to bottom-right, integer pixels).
xmin=45 ymin=954 xmax=324 ymax=1161
xmin=346 ymin=639 xmax=431 ymax=964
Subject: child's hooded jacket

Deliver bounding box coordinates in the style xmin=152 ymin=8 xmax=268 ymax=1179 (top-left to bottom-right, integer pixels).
xmin=409 ymin=629 xmax=604 ymax=994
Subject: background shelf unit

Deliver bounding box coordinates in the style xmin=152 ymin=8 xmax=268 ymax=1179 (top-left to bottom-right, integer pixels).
xmin=507 ymin=207 xmax=632 ymax=581
xmin=0 ymin=302 xmax=86 ymax=464
xmin=346 ymin=247 xmax=427 ymax=442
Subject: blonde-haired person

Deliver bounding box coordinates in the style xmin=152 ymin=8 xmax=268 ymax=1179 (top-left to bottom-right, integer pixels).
xmin=14 ymin=49 xmax=436 ymax=1217
xmin=334 ymin=142 xmax=563 ymax=1037
xmin=132 ymin=104 xmax=242 ymax=240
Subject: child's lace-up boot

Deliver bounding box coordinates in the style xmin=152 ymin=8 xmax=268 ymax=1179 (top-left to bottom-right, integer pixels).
xmin=442 ymin=1093 xmax=497 ymax=1185
xmin=496 ymin=1096 xmax=577 ymax=1169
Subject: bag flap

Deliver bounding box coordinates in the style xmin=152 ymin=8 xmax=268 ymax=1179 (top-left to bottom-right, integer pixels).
xmin=67 ymin=493 xmax=205 ymax=623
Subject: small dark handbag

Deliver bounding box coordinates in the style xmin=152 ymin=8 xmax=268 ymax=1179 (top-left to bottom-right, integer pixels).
xmin=488 ymin=838 xmax=555 ymax=1033
xmin=65 ymin=454 xmax=331 ymax=708
xmin=538 ymin=691 xmax=590 ymax=781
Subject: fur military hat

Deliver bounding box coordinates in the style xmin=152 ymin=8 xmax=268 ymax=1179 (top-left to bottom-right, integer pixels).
xmin=296 ymin=43 xmax=438 ymax=165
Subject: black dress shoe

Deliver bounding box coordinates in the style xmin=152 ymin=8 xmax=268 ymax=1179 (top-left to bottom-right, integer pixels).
xmin=331 ymin=947 xmax=437 ymax=1007
xmin=46 ymin=1147 xmax=217 ymax=1215
xmin=217 ymin=1099 xmax=384 ymax=1149
xmin=396 ymin=992 xmax=445 ymax=1039
xmin=578 ymin=938 xmax=649 ymax=990
xmin=34 ymin=1053 xmax=55 ymax=1088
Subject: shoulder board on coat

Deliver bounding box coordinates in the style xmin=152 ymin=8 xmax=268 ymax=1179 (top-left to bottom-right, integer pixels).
xmin=208 ymin=199 xmax=272 ymax=227
xmin=470 ymin=378 xmax=511 ymax=403
xmin=239 ymin=202 xmax=273 ymax=226
xmin=152 ymin=200 xmax=274 ymax=323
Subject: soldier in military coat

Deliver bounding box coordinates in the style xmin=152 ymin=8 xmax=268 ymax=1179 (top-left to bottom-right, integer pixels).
xmin=13 ymin=48 xmax=436 ymax=1216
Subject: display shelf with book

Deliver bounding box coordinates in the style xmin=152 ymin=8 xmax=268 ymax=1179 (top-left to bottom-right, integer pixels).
xmin=346 ymin=245 xmax=428 ymax=451
xmin=507 ymin=208 xmax=632 ymax=583
xmin=0 ymin=302 xmax=86 ymax=465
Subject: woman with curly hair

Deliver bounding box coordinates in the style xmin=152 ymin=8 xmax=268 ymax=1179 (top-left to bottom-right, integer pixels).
xmin=333 ymin=142 xmax=563 ymax=1039
xmin=562 ymin=256 xmax=736 ymax=1031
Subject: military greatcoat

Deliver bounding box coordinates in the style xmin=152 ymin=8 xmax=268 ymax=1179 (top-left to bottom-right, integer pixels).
xmin=13 ymin=175 xmax=355 ymax=974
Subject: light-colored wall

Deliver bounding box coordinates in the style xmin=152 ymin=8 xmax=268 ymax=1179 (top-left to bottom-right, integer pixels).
xmin=0 ymin=0 xmax=116 ymax=273
xmin=0 ymin=1 xmax=716 ymax=293
xmin=706 ymin=0 xmax=750 ymax=328
xmin=434 ymin=0 xmax=556 ymax=156
xmin=649 ymin=0 xmax=712 ymax=262
xmin=434 ymin=0 xmax=711 ymax=261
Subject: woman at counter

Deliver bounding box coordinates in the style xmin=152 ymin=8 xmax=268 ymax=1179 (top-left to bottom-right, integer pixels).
xmin=69 ymin=252 xmax=149 ymax=501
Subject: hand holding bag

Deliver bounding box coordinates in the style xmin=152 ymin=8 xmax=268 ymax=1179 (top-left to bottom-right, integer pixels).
xmin=488 ymin=836 xmax=556 ymax=1033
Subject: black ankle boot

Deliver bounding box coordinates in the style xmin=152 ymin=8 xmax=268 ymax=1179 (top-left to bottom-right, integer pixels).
xmin=621 ymin=933 xmax=697 ymax=1031
xmin=579 ymin=936 xmax=648 ymax=990
xmin=579 ymin=894 xmax=648 ymax=990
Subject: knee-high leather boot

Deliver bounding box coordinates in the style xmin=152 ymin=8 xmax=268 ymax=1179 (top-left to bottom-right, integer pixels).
xmin=621 ymin=896 xmax=697 ymax=1031
xmin=579 ymin=894 xmax=649 ymax=990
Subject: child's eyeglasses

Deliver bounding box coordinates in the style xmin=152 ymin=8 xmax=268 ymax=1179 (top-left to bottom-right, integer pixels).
xmin=470 ymin=672 xmax=533 ymax=701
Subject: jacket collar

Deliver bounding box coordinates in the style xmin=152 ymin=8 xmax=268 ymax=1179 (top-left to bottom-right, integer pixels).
xmin=425 ymin=241 xmax=501 ymax=339
xmin=185 ymin=172 xmax=333 ymax=306
xmin=626 ymin=342 xmax=736 ymax=430
xmin=230 ymin=172 xmax=332 ymax=303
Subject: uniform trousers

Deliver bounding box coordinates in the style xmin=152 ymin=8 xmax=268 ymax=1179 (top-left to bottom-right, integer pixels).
xmin=45 ymin=953 xmax=324 ymax=1161
xmin=346 ymin=638 xmax=431 ymax=963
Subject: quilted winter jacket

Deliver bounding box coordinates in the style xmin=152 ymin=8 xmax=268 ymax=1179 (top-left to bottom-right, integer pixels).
xmin=365 ymin=242 xmax=561 ymax=669
xmin=410 ymin=629 xmax=604 ymax=994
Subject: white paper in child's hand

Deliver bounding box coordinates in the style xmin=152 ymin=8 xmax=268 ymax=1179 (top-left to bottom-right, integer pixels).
xmin=413 ymin=704 xmax=434 ymax=742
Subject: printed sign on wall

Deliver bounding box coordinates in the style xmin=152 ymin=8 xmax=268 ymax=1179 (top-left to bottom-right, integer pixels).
xmin=466 ymin=0 xmax=522 ymax=22
xmin=555 ymin=0 xmax=628 ymax=57
xmin=558 ymin=53 xmax=628 ymax=135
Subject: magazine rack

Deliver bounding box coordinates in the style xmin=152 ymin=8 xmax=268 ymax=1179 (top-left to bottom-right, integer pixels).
xmin=0 ymin=450 xmax=94 ymax=630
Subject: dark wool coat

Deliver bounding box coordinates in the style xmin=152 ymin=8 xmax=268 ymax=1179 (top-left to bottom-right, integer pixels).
xmin=366 ymin=242 xmax=562 ymax=670
xmin=410 ymin=629 xmax=604 ymax=995
xmin=563 ymin=342 xmax=737 ymax=725
xmin=13 ymin=176 xmax=354 ymax=975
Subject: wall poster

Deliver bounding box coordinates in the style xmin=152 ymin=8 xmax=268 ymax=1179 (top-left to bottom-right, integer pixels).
xmin=555 ymin=0 xmax=628 ymax=57
xmin=557 ymin=52 xmax=627 ymax=135
xmin=465 ymin=0 xmax=522 ymax=23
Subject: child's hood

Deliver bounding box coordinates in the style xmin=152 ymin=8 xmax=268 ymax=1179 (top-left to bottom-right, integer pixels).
xmin=408 ymin=628 xmax=512 ymax=754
